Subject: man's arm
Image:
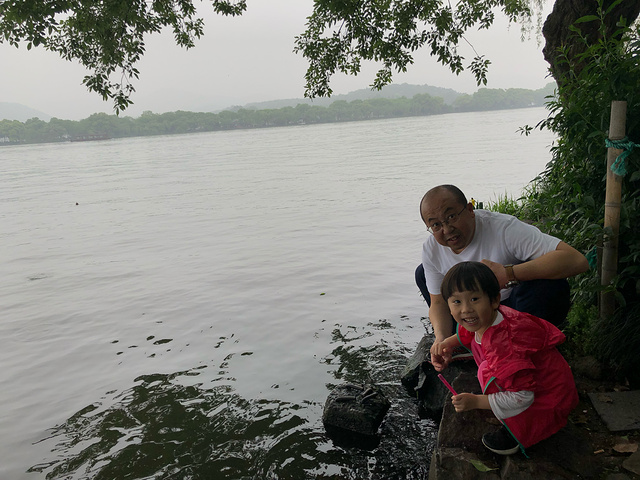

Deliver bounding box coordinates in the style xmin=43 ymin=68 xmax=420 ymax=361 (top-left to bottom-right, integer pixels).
xmin=483 ymin=241 xmax=589 ymax=288
xmin=428 ymin=293 xmax=453 ymax=342
xmin=428 ymin=293 xmax=455 ymax=371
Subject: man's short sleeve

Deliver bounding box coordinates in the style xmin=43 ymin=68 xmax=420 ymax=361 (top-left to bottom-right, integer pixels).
xmin=419 ymin=211 xmax=561 ymax=298
xmin=502 ymin=218 xmax=560 ymax=261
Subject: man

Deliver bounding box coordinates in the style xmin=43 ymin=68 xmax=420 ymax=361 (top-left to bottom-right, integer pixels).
xmin=417 ymin=184 xmax=589 ymax=371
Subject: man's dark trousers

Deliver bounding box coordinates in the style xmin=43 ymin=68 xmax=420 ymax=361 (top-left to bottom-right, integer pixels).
xmin=415 ymin=263 xmax=571 ymax=327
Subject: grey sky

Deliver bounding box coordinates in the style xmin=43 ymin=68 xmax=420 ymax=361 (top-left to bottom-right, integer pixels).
xmin=0 ymin=1 xmax=552 ymax=120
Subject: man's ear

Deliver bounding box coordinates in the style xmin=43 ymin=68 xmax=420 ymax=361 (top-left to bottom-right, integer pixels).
xmin=466 ymin=202 xmax=475 ymax=217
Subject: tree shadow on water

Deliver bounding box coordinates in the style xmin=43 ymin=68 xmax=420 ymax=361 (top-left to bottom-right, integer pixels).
xmin=29 ymin=317 xmax=434 ymax=479
xmin=28 ymin=368 xmax=331 ymax=480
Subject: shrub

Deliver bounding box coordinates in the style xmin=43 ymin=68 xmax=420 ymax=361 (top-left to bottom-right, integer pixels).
xmin=490 ymin=5 xmax=640 ymax=383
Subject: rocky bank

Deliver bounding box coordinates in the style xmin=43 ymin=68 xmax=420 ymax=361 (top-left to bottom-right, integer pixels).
xmin=402 ymin=335 xmax=640 ymax=479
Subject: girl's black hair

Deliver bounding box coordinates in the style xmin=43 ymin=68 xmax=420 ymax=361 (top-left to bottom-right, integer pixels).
xmin=441 ymin=261 xmax=501 ymax=301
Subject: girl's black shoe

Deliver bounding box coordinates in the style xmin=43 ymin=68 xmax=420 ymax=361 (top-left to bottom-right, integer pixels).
xmin=482 ymin=426 xmax=519 ymax=455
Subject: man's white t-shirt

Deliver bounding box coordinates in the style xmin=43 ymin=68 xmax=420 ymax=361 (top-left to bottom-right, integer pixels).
xmin=421 ymin=210 xmax=561 ymax=300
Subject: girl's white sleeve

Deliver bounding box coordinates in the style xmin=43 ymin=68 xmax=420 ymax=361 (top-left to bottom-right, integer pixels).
xmin=488 ymin=391 xmax=534 ymax=419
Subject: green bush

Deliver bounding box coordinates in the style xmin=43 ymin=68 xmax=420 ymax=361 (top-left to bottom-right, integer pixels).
xmin=591 ymin=302 xmax=640 ymax=386
xmin=490 ymin=3 xmax=640 ymax=384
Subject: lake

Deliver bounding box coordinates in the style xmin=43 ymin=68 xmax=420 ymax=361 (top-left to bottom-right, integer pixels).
xmin=1 ymin=108 xmax=554 ymax=479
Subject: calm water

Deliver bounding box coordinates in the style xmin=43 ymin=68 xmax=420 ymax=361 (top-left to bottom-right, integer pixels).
xmin=1 ymin=108 xmax=554 ymax=479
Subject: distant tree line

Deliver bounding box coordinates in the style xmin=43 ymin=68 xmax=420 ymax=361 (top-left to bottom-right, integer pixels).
xmin=0 ymin=87 xmax=549 ymax=145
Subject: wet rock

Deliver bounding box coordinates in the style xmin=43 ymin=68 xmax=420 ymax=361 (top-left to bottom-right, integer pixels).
xmin=429 ymin=447 xmax=500 ymax=480
xmin=501 ymin=455 xmax=585 ymax=480
xmin=437 ymin=371 xmax=500 ymax=452
xmin=572 ymin=356 xmax=605 ymax=380
xmin=428 ymin=369 xmax=602 ymax=478
xmin=401 ymin=335 xmax=431 ymax=393
xmin=406 ymin=348 xmax=606 ymax=479
xmin=622 ymin=450 xmax=640 ymax=475
xmin=606 ymin=474 xmax=632 ymax=480
xmin=589 ymin=390 xmax=640 ymax=432
xmin=523 ymin=421 xmax=599 ymax=477
xmin=401 ymin=335 xmax=476 ymax=419
xmin=322 ymin=383 xmax=390 ymax=450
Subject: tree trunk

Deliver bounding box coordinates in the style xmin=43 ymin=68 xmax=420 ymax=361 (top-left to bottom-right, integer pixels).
xmin=542 ymin=0 xmax=640 ymax=85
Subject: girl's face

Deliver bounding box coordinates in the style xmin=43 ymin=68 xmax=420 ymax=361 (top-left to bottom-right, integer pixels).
xmin=447 ymin=289 xmax=500 ymax=334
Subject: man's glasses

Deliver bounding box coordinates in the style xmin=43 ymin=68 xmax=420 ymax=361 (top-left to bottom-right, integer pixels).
xmin=426 ymin=205 xmax=468 ymax=233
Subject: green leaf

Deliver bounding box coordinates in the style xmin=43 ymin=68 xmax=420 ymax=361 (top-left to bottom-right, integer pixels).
xmin=470 ymin=459 xmax=498 ymax=472
xmin=574 ymin=15 xmax=600 ymax=24
xmin=605 ymin=0 xmax=625 ymax=16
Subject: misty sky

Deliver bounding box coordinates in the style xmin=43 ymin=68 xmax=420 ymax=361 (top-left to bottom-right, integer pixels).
xmin=1 ymin=0 xmax=553 ymax=120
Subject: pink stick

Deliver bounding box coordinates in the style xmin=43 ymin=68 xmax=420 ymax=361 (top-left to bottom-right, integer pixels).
xmin=438 ymin=374 xmax=457 ymax=396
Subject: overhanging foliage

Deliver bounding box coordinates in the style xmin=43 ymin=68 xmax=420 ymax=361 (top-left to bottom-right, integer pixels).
xmin=1 ymin=0 xmax=639 ymax=113
xmin=294 ymin=0 xmax=532 ymax=98
xmin=1 ymin=0 xmax=540 ymax=113
xmin=0 ymin=0 xmax=247 ymax=113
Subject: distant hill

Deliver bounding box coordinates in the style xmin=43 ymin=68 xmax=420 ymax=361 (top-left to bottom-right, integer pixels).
xmin=2 ymin=83 xmax=559 ymax=145
xmin=233 ymin=82 xmax=554 ymax=112
xmin=0 ymin=102 xmax=52 ymax=122
xmin=237 ymin=83 xmax=462 ymax=111
xmin=1 ymin=82 xmax=556 ymax=122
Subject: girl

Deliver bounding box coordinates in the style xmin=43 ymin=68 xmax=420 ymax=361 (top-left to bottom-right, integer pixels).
xmin=432 ymin=261 xmax=578 ymax=455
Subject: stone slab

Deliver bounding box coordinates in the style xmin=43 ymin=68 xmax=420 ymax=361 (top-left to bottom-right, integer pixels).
xmin=589 ymin=390 xmax=640 ymax=432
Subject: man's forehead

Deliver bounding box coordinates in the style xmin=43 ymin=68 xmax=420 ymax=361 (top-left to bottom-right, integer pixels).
xmin=423 ymin=191 xmax=460 ymax=214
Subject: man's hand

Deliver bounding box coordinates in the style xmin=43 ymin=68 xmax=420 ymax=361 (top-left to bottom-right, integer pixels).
xmin=451 ymin=393 xmax=480 ymax=412
xmin=430 ymin=340 xmax=451 ymax=372
xmin=481 ymin=259 xmax=508 ymax=288
xmin=483 ymin=242 xmax=589 ymax=288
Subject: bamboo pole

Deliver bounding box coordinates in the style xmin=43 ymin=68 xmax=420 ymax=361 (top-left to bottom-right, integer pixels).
xmin=600 ymin=100 xmax=627 ymax=320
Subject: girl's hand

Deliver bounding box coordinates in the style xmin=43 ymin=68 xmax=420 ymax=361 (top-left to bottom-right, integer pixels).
xmin=451 ymin=393 xmax=479 ymax=412
xmin=431 ymin=341 xmax=449 ymax=357
xmin=429 ymin=341 xmax=451 ymax=372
